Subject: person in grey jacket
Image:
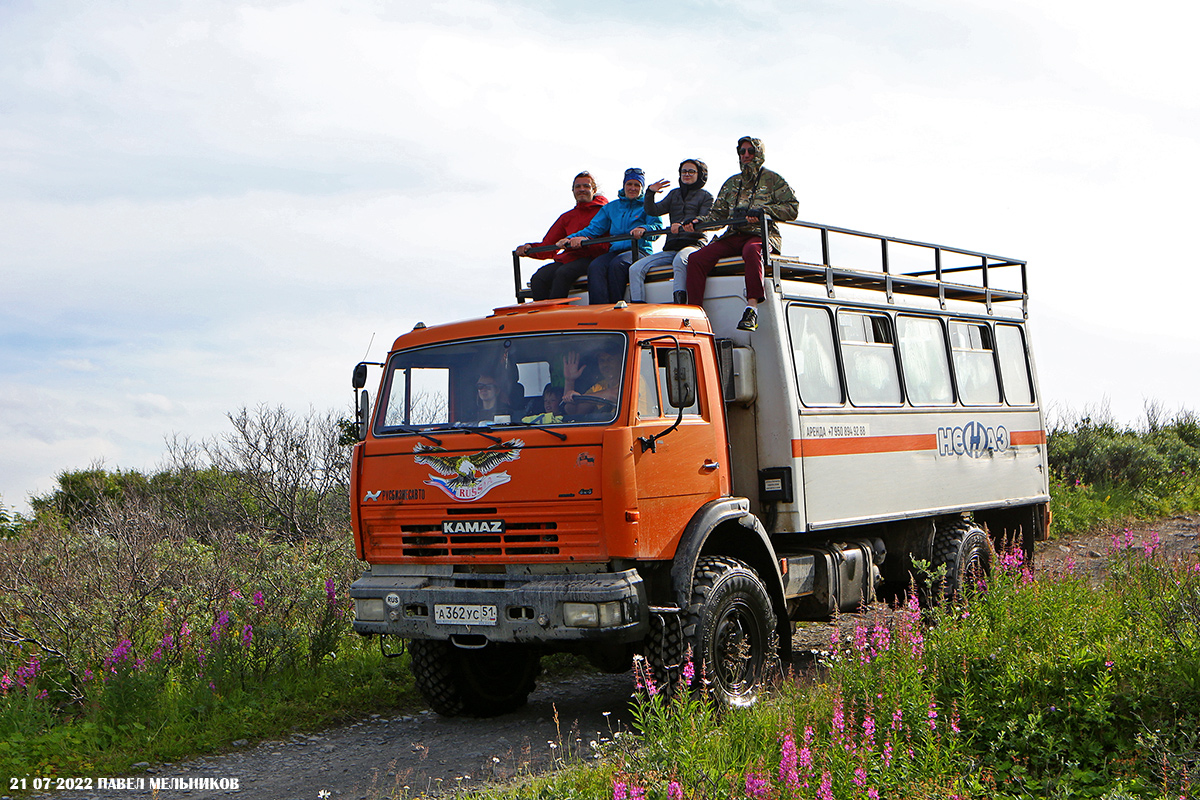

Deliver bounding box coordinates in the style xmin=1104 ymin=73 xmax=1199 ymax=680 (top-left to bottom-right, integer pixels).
xmin=627 ymin=159 xmax=713 ymax=304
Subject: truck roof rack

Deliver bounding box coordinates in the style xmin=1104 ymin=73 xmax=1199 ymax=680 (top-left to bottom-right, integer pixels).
xmin=511 ymin=218 xmax=1028 ymax=317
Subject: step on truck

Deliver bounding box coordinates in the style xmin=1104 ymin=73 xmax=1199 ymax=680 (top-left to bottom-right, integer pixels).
xmin=348 ymin=217 xmax=1050 ymax=716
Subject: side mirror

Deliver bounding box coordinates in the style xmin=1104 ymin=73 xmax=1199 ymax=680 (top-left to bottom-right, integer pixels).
xmin=357 ymin=390 xmax=370 ymax=441
xmin=665 ymin=349 xmax=696 ymax=409
xmin=352 ymin=363 xmax=369 ymax=390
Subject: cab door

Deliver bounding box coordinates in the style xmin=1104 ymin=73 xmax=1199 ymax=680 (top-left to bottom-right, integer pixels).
xmin=631 ymin=342 xmax=724 ymax=558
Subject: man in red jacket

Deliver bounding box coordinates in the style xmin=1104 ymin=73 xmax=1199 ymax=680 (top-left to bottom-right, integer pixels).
xmin=516 ymin=172 xmax=609 ymax=300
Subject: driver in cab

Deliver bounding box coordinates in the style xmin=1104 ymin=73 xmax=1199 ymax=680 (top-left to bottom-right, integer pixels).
xmin=562 ymin=348 xmax=622 ymax=417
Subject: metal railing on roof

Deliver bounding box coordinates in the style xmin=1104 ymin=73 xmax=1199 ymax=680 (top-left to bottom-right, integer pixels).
xmin=510 ymin=216 xmax=1028 ymax=317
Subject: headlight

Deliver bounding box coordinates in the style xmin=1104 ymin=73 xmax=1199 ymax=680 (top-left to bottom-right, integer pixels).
xmin=354 ymin=599 xmax=386 ymax=621
xmin=563 ymin=602 xmax=598 ymax=627
xmin=563 ymin=601 xmax=624 ymax=628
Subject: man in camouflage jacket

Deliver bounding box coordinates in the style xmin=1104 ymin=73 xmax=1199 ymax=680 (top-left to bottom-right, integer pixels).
xmin=684 ymin=136 xmax=798 ymax=331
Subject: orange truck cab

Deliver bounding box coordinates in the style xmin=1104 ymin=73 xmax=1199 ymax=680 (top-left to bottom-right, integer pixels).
xmin=349 ymin=219 xmax=1049 ymax=717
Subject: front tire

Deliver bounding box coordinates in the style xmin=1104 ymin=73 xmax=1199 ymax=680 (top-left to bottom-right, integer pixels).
xmin=409 ymin=639 xmax=541 ymax=717
xmin=683 ymin=557 xmax=777 ymax=708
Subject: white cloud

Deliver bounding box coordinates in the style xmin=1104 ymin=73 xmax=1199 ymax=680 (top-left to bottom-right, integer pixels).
xmin=2 ymin=0 xmax=1199 ymax=512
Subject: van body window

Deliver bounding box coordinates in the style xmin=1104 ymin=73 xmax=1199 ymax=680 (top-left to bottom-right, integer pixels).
xmin=787 ymin=305 xmax=843 ymax=406
xmin=995 ymin=324 xmax=1034 ymax=405
xmin=839 ymin=312 xmax=902 ymax=406
xmin=949 ymin=321 xmax=1000 ymax=405
xmin=897 ymin=315 xmax=953 ymax=406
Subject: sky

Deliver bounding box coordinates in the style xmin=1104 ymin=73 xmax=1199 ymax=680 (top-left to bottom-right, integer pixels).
xmin=2 ymin=0 xmax=1199 ymax=513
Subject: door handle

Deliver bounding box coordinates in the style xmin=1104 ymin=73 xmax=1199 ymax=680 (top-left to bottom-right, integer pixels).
xmin=702 ymin=460 xmax=720 ymax=471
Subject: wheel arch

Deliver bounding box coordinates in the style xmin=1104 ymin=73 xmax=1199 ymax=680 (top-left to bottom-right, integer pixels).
xmin=671 ymin=498 xmax=790 ymax=660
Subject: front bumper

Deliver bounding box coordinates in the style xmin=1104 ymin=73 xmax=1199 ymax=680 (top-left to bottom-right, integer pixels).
xmin=349 ymin=567 xmax=647 ymax=644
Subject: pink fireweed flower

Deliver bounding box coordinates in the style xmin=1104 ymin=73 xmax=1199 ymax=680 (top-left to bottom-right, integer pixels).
xmin=180 ymin=621 xmax=191 ymax=640
xmin=241 ymin=624 xmax=254 ymax=648
xmin=832 ymin=695 xmax=846 ymax=741
xmin=883 ymin=739 xmax=894 ymax=768
xmin=951 ymin=712 xmax=961 ymax=734
xmin=630 ymin=788 xmax=645 ymax=800
xmin=854 ymin=622 xmax=871 ymax=661
xmin=1144 ymin=531 xmax=1160 ymax=557
xmin=863 ymin=714 xmax=877 ymax=749
xmin=891 ymin=707 xmax=903 ymax=730
xmin=1065 ymin=556 xmax=1076 ymax=572
xmin=818 ymin=770 xmax=833 ymax=800
xmin=872 ymin=622 xmax=891 ymax=653
xmin=667 ymin=782 xmax=683 ymax=800
xmin=1124 ymin=528 xmax=1134 ymax=548
xmin=82 ymin=668 xmax=94 ymax=682
xmin=36 ymin=689 xmax=48 ymax=700
xmin=210 ymin=611 xmax=230 ymax=642
xmin=869 ymin=789 xmax=880 ymax=800
xmin=853 ymin=767 xmax=867 ymax=787
xmin=103 ymin=641 xmax=131 ymax=672
xmin=1 ymin=674 xmax=12 ymax=694
xmin=325 ymin=578 xmax=337 ymax=603
xmin=229 ymin=588 xmax=243 ymax=599
xmin=779 ymin=733 xmax=799 ymax=789
xmin=928 ymin=699 xmax=939 ymax=731
xmin=252 ymin=590 xmax=265 ymax=608
xmin=611 ymin=780 xmax=627 ymax=800
xmin=745 ymin=771 xmax=769 ymax=799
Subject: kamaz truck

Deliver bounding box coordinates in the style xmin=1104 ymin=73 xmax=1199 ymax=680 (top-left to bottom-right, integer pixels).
xmin=347 ymin=218 xmax=1050 ymax=716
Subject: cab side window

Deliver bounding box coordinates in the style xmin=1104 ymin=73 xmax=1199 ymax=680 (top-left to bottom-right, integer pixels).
xmin=995 ymin=324 xmax=1035 ymax=405
xmin=637 ymin=346 xmax=662 ymax=419
xmin=787 ymin=305 xmax=843 ymax=406
xmin=949 ymin=321 xmax=1000 ymax=405
xmin=839 ymin=312 xmax=902 ymax=406
xmin=657 ymin=347 xmax=701 ymax=417
xmin=897 ymin=315 xmax=953 ymax=406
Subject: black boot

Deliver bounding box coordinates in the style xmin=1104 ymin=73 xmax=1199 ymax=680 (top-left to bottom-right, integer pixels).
xmin=673 ymin=290 xmax=687 ymax=305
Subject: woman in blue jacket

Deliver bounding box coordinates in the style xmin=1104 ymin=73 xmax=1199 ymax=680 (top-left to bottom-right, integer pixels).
xmin=557 ymin=168 xmax=662 ymax=305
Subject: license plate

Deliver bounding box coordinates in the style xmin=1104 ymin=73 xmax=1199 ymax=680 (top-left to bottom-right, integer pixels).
xmin=434 ymin=604 xmax=498 ymax=626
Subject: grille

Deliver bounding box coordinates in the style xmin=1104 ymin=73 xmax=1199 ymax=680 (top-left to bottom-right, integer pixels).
xmin=397 ymin=521 xmax=560 ymax=557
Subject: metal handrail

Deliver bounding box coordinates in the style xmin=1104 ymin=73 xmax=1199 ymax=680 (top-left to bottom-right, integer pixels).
xmin=511 ymin=216 xmax=766 ymax=302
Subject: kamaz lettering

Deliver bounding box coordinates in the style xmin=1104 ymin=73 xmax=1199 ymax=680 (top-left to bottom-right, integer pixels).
xmin=937 ymin=422 xmax=1010 ymax=458
xmin=442 ymin=520 xmax=505 ymax=534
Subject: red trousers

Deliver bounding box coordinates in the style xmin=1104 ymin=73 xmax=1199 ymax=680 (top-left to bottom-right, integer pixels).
xmin=685 ymin=234 xmax=765 ymax=304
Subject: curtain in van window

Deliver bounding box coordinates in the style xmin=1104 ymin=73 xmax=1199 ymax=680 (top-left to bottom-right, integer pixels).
xmin=787 ymin=305 xmax=842 ymax=406
xmin=995 ymin=324 xmax=1034 ymax=404
xmin=897 ymin=316 xmax=953 ymax=405
xmin=949 ymin=322 xmax=1000 ymax=405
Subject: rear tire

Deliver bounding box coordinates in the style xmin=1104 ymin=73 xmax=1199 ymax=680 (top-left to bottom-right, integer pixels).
xmin=683 ymin=557 xmax=777 ymax=708
xmin=931 ymin=518 xmax=992 ymax=601
xmin=409 ymin=639 xmax=541 ymax=717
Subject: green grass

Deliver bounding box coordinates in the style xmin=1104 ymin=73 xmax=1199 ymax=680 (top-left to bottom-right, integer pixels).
xmin=474 ymin=544 xmax=1200 ymax=799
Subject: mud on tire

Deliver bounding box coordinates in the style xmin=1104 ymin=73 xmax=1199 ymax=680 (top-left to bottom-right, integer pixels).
xmin=409 ymin=639 xmax=541 ymax=718
xmin=683 ymin=556 xmax=777 ymax=708
xmin=931 ymin=517 xmax=992 ymax=602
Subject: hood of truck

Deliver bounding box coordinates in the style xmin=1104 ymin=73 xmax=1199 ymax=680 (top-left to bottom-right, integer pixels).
xmin=355 ymin=430 xmax=612 ymax=564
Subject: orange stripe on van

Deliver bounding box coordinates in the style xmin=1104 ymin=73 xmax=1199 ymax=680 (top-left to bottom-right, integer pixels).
xmin=792 ymin=434 xmax=936 ymax=457
xmin=1010 ymin=429 xmax=1046 ymax=445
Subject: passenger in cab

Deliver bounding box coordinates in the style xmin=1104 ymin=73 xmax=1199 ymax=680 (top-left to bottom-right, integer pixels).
xmin=522 ymin=384 xmax=564 ymax=424
xmin=557 ymin=168 xmax=662 ymax=305
xmin=469 ymin=374 xmax=512 ymax=424
xmin=561 ymin=347 xmax=622 ymax=417
xmin=628 ymin=159 xmax=713 ymax=304
xmin=515 ymin=172 xmax=609 ymax=300
xmin=686 ymin=136 xmax=798 ymax=331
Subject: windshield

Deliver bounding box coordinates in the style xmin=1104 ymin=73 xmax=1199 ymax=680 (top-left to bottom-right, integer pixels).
xmin=374 ymin=332 xmax=627 ymax=434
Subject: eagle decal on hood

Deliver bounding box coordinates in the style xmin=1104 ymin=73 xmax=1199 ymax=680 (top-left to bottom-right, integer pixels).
xmin=413 ymin=439 xmax=525 ymax=501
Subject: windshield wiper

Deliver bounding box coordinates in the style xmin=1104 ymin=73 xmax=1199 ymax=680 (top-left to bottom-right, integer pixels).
xmin=390 ymin=425 xmax=442 ymax=446
xmin=444 ymin=425 xmax=504 ymax=444
xmin=512 ymin=423 xmax=568 ymax=441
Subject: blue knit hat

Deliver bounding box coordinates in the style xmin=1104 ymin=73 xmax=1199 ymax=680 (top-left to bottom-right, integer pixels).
xmin=623 ymin=167 xmax=645 ymax=186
